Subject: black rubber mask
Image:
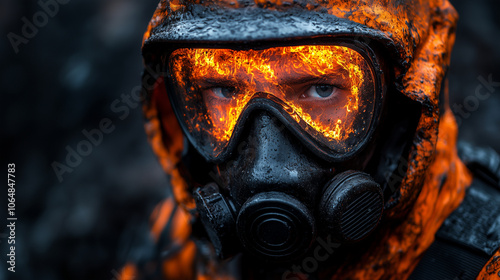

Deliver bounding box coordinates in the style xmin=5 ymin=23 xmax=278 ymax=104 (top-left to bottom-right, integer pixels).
xmin=166 ymin=43 xmax=386 ymax=261
xmin=194 ymin=111 xmax=384 ymax=261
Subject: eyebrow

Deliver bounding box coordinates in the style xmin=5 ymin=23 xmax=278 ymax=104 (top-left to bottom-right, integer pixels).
xmin=278 ymin=73 xmax=350 ymax=86
xmin=190 ymin=77 xmax=241 ymax=88
xmin=184 ymin=57 xmax=352 ymax=86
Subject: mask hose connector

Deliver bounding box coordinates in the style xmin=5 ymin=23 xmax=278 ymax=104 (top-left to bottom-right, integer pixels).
xmin=236 ymin=192 xmax=315 ymax=260
xmin=194 ymin=183 xmax=240 ymax=259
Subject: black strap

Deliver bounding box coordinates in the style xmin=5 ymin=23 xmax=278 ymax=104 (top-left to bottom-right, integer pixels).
xmin=458 ymin=141 xmax=500 ymax=190
xmin=410 ymin=145 xmax=500 ymax=280
xmin=409 ymin=238 xmax=491 ymax=280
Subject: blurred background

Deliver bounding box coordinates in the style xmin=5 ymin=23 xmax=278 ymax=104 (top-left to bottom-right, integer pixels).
xmin=0 ymin=0 xmax=499 ymax=279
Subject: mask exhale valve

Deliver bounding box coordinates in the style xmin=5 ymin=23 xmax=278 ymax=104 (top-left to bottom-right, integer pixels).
xmin=194 ymin=171 xmax=384 ymax=261
xmin=319 ymin=171 xmax=384 ymax=243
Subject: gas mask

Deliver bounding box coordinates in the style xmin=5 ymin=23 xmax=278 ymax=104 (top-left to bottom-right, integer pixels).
xmin=140 ymin=0 xmax=462 ymax=277
xmin=163 ymin=42 xmax=391 ymax=261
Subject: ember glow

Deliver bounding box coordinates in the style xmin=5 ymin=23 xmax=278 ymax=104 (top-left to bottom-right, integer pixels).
xmin=169 ymin=45 xmax=375 ymax=156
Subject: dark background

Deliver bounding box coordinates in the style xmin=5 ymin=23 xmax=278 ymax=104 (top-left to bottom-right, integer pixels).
xmin=0 ymin=0 xmax=499 ymax=279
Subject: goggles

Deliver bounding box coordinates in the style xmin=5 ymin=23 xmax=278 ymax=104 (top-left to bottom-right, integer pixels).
xmin=166 ymin=43 xmax=384 ymax=162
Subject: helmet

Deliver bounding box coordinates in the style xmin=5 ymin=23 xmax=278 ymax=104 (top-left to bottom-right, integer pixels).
xmin=140 ymin=0 xmax=472 ymax=278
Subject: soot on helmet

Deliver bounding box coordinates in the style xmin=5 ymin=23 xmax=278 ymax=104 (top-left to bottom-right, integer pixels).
xmin=193 ymin=111 xmax=384 ymax=262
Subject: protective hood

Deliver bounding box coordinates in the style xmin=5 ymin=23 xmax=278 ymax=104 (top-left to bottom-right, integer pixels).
xmin=139 ymin=0 xmax=473 ymax=278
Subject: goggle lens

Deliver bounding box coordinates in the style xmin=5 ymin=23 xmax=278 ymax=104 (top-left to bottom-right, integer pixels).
xmin=168 ymin=45 xmax=377 ymax=160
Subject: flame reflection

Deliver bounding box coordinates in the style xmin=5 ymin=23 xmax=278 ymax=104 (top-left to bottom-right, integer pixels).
xmin=169 ymin=45 xmax=374 ymax=154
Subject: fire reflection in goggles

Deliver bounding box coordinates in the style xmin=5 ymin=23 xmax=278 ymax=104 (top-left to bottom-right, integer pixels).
xmin=169 ymin=45 xmax=375 ymax=158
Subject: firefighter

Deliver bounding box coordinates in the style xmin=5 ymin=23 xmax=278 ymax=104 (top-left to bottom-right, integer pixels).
xmin=120 ymin=0 xmax=500 ymax=279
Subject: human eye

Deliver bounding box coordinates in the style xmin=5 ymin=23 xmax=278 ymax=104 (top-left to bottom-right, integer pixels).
xmin=202 ymin=86 xmax=238 ymax=99
xmin=301 ymin=84 xmax=340 ymax=99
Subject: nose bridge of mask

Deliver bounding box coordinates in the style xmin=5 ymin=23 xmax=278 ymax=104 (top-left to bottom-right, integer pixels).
xmin=168 ymin=45 xmax=376 ymax=160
